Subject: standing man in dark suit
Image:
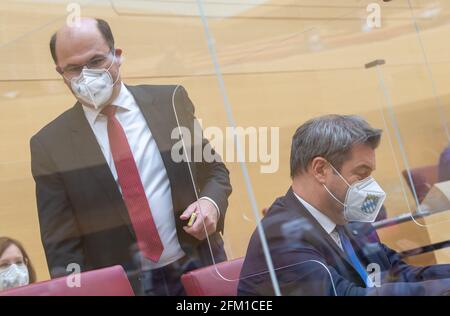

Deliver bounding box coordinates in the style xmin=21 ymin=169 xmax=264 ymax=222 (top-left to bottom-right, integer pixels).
xmin=239 ymin=115 xmax=450 ymax=296
xmin=30 ymin=17 xmax=232 ymax=295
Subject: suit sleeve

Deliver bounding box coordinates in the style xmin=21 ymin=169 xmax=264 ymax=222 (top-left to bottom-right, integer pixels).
xmin=381 ymin=243 xmax=450 ymax=282
xmin=30 ymin=136 xmax=86 ymax=278
xmin=266 ymin=242 xmax=450 ymax=296
xmin=244 ymin=217 xmax=450 ymax=296
xmin=175 ymin=86 xmax=232 ymax=233
xmin=354 ymin=223 xmax=450 ymax=283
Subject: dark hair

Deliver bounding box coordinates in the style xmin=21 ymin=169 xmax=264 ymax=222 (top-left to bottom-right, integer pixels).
xmin=49 ymin=18 xmax=115 ymax=64
xmin=290 ymin=114 xmax=382 ymax=178
xmin=0 ymin=237 xmax=37 ymax=284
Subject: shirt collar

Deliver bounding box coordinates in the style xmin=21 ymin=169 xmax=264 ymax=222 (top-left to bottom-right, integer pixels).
xmin=82 ymin=82 xmax=135 ymax=126
xmin=293 ymin=192 xmax=336 ymax=235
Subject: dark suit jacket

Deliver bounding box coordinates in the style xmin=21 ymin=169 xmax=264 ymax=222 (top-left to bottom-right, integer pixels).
xmin=238 ymin=187 xmax=450 ymax=296
xmin=30 ymin=85 xmax=232 ymax=293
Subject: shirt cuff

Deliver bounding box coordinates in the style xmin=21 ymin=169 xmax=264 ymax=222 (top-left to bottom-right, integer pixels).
xmin=198 ymin=196 xmax=221 ymax=219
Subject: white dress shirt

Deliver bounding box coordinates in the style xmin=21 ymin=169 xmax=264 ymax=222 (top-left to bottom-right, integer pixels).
xmin=82 ymin=83 xmax=218 ymax=269
xmin=293 ymin=192 xmax=343 ymax=251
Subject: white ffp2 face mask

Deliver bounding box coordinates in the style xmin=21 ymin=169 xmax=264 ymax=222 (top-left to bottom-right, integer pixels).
xmin=0 ymin=264 xmax=29 ymax=291
xmin=70 ymin=54 xmax=119 ymax=110
xmin=323 ymin=164 xmax=386 ymax=223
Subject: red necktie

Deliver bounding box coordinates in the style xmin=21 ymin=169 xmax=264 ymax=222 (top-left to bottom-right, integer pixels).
xmin=102 ymin=105 xmax=164 ymax=262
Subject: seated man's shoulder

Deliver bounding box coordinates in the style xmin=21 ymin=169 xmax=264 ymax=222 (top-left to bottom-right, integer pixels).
xmin=239 ymin=194 xmax=325 ymax=296
xmin=262 ymin=195 xmax=313 ymax=239
xmin=245 ymin=193 xmax=319 ymax=259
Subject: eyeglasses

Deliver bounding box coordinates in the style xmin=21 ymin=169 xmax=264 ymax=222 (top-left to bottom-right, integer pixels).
xmin=58 ymin=51 xmax=115 ymax=80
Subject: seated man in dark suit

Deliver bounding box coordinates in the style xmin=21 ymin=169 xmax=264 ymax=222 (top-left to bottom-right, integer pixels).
xmin=239 ymin=114 xmax=450 ymax=296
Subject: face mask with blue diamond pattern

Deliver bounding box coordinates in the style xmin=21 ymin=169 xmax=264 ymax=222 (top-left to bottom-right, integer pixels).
xmin=323 ymin=163 xmax=386 ymax=223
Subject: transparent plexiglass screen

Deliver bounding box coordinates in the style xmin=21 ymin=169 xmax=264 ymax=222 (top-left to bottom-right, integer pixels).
xmin=1 ymin=0 xmax=449 ymax=296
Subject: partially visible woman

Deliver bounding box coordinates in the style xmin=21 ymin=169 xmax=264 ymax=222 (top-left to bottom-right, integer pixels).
xmin=0 ymin=237 xmax=36 ymax=291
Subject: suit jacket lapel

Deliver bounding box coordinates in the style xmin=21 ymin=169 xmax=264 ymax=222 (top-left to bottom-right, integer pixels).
xmin=285 ymin=188 xmax=356 ymax=270
xmin=126 ymin=85 xmax=177 ymax=176
xmin=344 ymin=224 xmax=384 ymax=268
xmin=126 ymin=85 xmax=191 ymax=215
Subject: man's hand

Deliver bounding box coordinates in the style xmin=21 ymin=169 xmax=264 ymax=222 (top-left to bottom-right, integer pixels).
xmin=180 ymin=199 xmax=219 ymax=240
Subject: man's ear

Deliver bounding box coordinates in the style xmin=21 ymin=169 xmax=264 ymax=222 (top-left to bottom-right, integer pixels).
xmin=114 ymin=48 xmax=123 ymax=65
xmin=310 ymin=157 xmax=329 ymax=184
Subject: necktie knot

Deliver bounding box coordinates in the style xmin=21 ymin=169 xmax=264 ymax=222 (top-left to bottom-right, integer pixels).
xmin=101 ymin=105 xmax=117 ymax=117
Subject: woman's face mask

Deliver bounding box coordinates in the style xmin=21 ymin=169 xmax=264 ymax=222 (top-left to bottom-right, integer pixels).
xmin=322 ymin=163 xmax=386 ymax=223
xmin=0 ymin=263 xmax=29 ymax=291
xmin=70 ymin=53 xmax=119 ymax=110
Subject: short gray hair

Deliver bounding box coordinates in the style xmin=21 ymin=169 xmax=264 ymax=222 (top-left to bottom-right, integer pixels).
xmin=290 ymin=114 xmax=382 ymax=178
